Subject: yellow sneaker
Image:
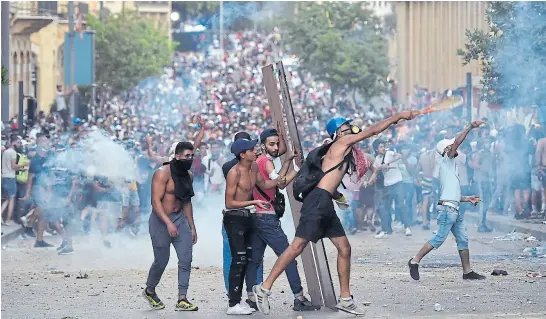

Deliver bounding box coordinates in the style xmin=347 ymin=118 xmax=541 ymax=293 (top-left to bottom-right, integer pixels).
xmin=175 ymin=298 xmax=198 ymax=311
xmin=142 ymin=289 xmax=165 ymax=310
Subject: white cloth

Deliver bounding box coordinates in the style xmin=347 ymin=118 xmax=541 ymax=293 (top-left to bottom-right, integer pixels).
xmin=374 ymin=150 xmax=403 ymax=187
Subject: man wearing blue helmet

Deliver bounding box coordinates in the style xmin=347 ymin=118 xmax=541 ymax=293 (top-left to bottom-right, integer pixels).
xmin=254 ymin=110 xmax=419 ymax=316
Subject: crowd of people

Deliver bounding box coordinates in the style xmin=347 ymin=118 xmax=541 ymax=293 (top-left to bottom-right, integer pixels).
xmin=2 ymin=26 xmax=546 ymax=315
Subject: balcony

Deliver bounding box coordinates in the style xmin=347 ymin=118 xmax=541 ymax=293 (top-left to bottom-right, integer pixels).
xmin=9 ymin=2 xmax=58 ymax=35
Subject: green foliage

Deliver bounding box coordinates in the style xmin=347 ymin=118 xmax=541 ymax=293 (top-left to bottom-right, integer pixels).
xmin=1 ymin=65 xmax=8 ymax=85
xmin=87 ymin=11 xmax=175 ymax=94
xmin=458 ymin=1 xmax=546 ymax=107
xmin=283 ymin=2 xmax=389 ymax=100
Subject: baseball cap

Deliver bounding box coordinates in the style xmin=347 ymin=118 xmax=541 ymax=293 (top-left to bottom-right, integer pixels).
xmin=231 ymin=139 xmax=258 ymax=156
xmin=436 ymin=138 xmax=455 ymax=155
xmin=259 ymin=128 xmax=278 ymax=143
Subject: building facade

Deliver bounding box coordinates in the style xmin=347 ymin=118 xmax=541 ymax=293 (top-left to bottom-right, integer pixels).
xmin=6 ymin=1 xmax=171 ymax=117
xmin=394 ymin=1 xmax=489 ymax=105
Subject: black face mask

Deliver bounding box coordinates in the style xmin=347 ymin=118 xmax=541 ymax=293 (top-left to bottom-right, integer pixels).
xmin=173 ymin=158 xmax=193 ymax=172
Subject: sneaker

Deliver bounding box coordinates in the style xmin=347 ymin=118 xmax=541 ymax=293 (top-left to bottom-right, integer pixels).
xmin=293 ymin=296 xmax=320 ymax=311
xmin=408 ymin=258 xmax=420 ymax=280
xmin=374 ymin=231 xmax=388 ymax=239
xmin=58 ymin=246 xmax=74 ymax=255
xmin=20 ymin=216 xmax=28 ymax=227
xmin=226 ymin=303 xmax=252 ymax=315
xmin=240 ymin=300 xmax=256 ymax=313
xmin=57 ymin=240 xmax=68 ymax=251
xmin=245 ymin=299 xmax=258 ymax=311
xmin=335 ymin=297 xmax=366 ymax=316
xmin=349 ymin=228 xmax=358 ymax=235
xmin=142 ymin=289 xmax=165 ymax=310
xmin=252 ymin=284 xmax=271 ymax=315
xmin=34 ymin=240 xmax=54 ymax=248
xmin=405 ymin=228 xmax=412 ymax=236
xmin=463 ymin=271 xmax=486 ymax=280
xmin=175 ymin=298 xmax=198 ymax=311
xmin=24 ymin=227 xmax=36 ymax=238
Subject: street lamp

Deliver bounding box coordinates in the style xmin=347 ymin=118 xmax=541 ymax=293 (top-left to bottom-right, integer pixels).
xmin=170 ymin=11 xmax=180 ymax=22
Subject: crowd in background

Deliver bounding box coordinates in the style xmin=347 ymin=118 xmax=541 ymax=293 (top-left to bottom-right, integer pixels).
xmin=2 ymin=29 xmax=545 ymax=253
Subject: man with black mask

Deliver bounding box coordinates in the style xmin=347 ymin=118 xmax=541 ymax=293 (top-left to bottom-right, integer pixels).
xmin=143 ymin=142 xmax=199 ymax=312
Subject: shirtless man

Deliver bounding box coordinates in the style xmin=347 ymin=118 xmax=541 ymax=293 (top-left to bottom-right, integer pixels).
xmin=223 ymin=138 xmax=285 ymax=315
xmin=142 ymin=142 xmax=198 ymax=311
xmin=418 ymin=144 xmax=437 ymax=230
xmin=253 ymin=111 xmax=418 ymax=316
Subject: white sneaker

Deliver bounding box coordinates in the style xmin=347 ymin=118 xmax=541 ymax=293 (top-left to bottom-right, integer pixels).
xmin=240 ymin=301 xmax=256 ymax=312
xmin=20 ymin=216 xmax=28 ymax=227
xmin=226 ymin=303 xmax=252 ymax=315
xmin=405 ymin=228 xmax=412 ymax=236
xmin=375 ymin=232 xmax=388 ymax=239
xmin=252 ymin=284 xmax=271 ymax=315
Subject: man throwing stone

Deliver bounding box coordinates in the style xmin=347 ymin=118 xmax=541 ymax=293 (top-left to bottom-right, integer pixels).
xmin=253 ymin=111 xmax=418 ymax=316
xmin=143 ymin=142 xmax=198 ymax=311
xmin=408 ymin=121 xmax=486 ymax=281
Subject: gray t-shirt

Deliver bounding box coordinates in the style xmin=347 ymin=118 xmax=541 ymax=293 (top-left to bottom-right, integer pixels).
xmin=1 ymin=148 xmax=17 ymax=178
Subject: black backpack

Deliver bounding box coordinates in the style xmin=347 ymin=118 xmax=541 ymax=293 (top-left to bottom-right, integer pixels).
xmin=293 ymin=142 xmax=347 ymax=202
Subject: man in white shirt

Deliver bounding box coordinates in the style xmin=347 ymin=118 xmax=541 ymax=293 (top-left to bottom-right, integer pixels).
xmin=408 ymin=121 xmax=486 ymax=281
xmin=373 ymin=140 xmax=412 ymax=238
xmin=2 ymin=135 xmax=28 ymax=225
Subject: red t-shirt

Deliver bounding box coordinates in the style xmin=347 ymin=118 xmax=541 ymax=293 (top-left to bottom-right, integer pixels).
xmin=253 ymin=155 xmax=276 ymax=212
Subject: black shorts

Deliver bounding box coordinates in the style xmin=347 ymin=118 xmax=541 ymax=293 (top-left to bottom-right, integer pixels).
xmin=359 ymin=185 xmax=375 ymax=207
xmin=295 ymin=188 xmax=346 ymax=243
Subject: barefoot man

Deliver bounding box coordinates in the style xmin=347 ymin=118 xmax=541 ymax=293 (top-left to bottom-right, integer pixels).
xmin=253 ymin=111 xmax=418 ymax=316
xmin=408 ymin=121 xmax=487 ymax=281
xmin=143 ymin=141 xmax=199 ymax=311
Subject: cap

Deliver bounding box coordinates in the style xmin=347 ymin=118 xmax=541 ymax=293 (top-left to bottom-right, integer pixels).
xmin=231 ymin=139 xmax=258 ymax=156
xmin=326 ymin=117 xmax=352 ymax=137
xmin=259 ymin=128 xmax=278 ymax=143
xmin=436 ymin=138 xmax=455 ymax=155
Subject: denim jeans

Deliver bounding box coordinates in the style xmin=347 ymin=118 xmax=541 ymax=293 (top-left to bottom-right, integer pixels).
xmin=403 ymin=182 xmax=415 ymax=225
xmin=375 ymin=187 xmax=392 ymax=233
xmin=222 ymin=224 xmax=263 ymax=296
xmin=246 ymin=214 xmax=303 ymax=297
xmin=386 ymin=182 xmax=410 ymax=228
xmin=477 ymin=181 xmax=493 ymax=225
xmin=339 ymin=207 xmax=357 ymax=231
xmin=428 ymin=206 xmax=468 ymax=250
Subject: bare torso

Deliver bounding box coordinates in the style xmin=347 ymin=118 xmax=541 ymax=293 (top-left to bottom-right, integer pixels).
xmin=316 ymin=143 xmax=351 ymax=195
xmin=156 ymin=165 xmax=184 ymax=215
xmin=230 ymin=163 xmax=257 ymax=205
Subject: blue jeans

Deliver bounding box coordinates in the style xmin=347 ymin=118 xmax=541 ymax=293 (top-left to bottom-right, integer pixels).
xmin=246 ymin=214 xmax=303 ymax=297
xmin=428 ymin=206 xmax=469 ymax=250
xmin=339 ymin=207 xmax=356 ymax=231
xmin=403 ymin=183 xmax=415 ymax=225
xmin=222 ymin=224 xmax=263 ymax=295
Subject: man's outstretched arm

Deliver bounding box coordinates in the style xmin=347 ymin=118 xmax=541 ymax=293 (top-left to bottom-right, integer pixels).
xmin=446 ymin=121 xmax=485 ymax=158
xmin=338 ymin=111 xmax=418 ymax=147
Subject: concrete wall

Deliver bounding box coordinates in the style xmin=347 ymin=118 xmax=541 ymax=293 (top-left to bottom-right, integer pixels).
xmin=395 ymin=1 xmax=489 ymax=105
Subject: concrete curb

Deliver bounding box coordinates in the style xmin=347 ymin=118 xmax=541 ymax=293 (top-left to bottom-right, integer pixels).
xmin=1 ymin=225 xmax=25 ymax=244
xmin=465 ymin=211 xmax=546 ymax=241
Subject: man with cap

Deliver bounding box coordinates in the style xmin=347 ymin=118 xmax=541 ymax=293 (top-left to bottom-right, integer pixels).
xmin=220 ymin=132 xmax=265 ymax=305
xmin=245 ymin=127 xmax=317 ymax=312
xmin=223 ymin=137 xmax=283 ymax=315
xmin=253 ymin=111 xmax=418 ymax=316
xmin=408 ymin=120 xmax=486 ymax=281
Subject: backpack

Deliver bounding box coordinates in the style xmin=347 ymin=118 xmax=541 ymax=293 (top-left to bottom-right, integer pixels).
xmin=293 ymin=142 xmax=348 ymax=202
xmin=256 ymin=185 xmax=286 ymax=218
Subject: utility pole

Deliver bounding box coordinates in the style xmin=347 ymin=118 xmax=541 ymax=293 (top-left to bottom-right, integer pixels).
xmin=68 ymin=1 xmax=75 ymax=128
xmin=219 ymin=1 xmax=224 ymax=58
xmin=1 ymin=1 xmax=11 ymax=123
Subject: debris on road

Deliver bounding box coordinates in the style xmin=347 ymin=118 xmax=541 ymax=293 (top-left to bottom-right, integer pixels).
xmin=526 ymin=272 xmax=545 ymax=278
xmin=357 ymin=258 xmax=369 ymax=264
xmin=494 ymin=229 xmax=528 ymax=241
xmin=50 ymin=270 xmax=65 ymax=274
xmin=523 ymin=246 xmax=545 ymax=257
xmin=362 ymin=301 xmax=372 ymax=306
xmin=434 ymin=303 xmax=443 ymax=312
xmin=491 ymin=269 xmax=508 ymax=276
xmin=76 ymin=271 xmax=89 ymax=279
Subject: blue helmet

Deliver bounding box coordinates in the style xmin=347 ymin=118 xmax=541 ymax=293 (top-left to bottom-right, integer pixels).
xmin=326 ymin=117 xmax=352 ymax=137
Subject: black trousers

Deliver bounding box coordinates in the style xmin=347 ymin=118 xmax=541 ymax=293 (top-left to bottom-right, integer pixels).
xmin=223 ymin=212 xmax=253 ymax=307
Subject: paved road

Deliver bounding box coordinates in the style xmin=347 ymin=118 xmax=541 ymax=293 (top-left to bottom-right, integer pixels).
xmin=2 ymin=221 xmax=545 ymax=319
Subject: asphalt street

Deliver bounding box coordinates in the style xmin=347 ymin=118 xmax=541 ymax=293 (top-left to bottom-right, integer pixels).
xmin=1 ymin=220 xmax=545 ymax=319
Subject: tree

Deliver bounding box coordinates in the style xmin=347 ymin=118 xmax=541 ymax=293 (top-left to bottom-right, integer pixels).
xmin=87 ymin=11 xmax=175 ymax=94
xmin=458 ymin=2 xmax=546 ymax=107
xmin=282 ymin=2 xmax=389 ymax=101
xmin=172 ymin=2 xmax=220 ymax=22
xmin=1 ymin=65 xmax=8 ymax=85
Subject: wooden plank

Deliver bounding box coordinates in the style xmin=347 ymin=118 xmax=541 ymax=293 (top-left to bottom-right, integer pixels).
xmin=275 ymin=61 xmax=337 ymax=310
xmin=261 ymin=64 xmax=324 ymax=308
